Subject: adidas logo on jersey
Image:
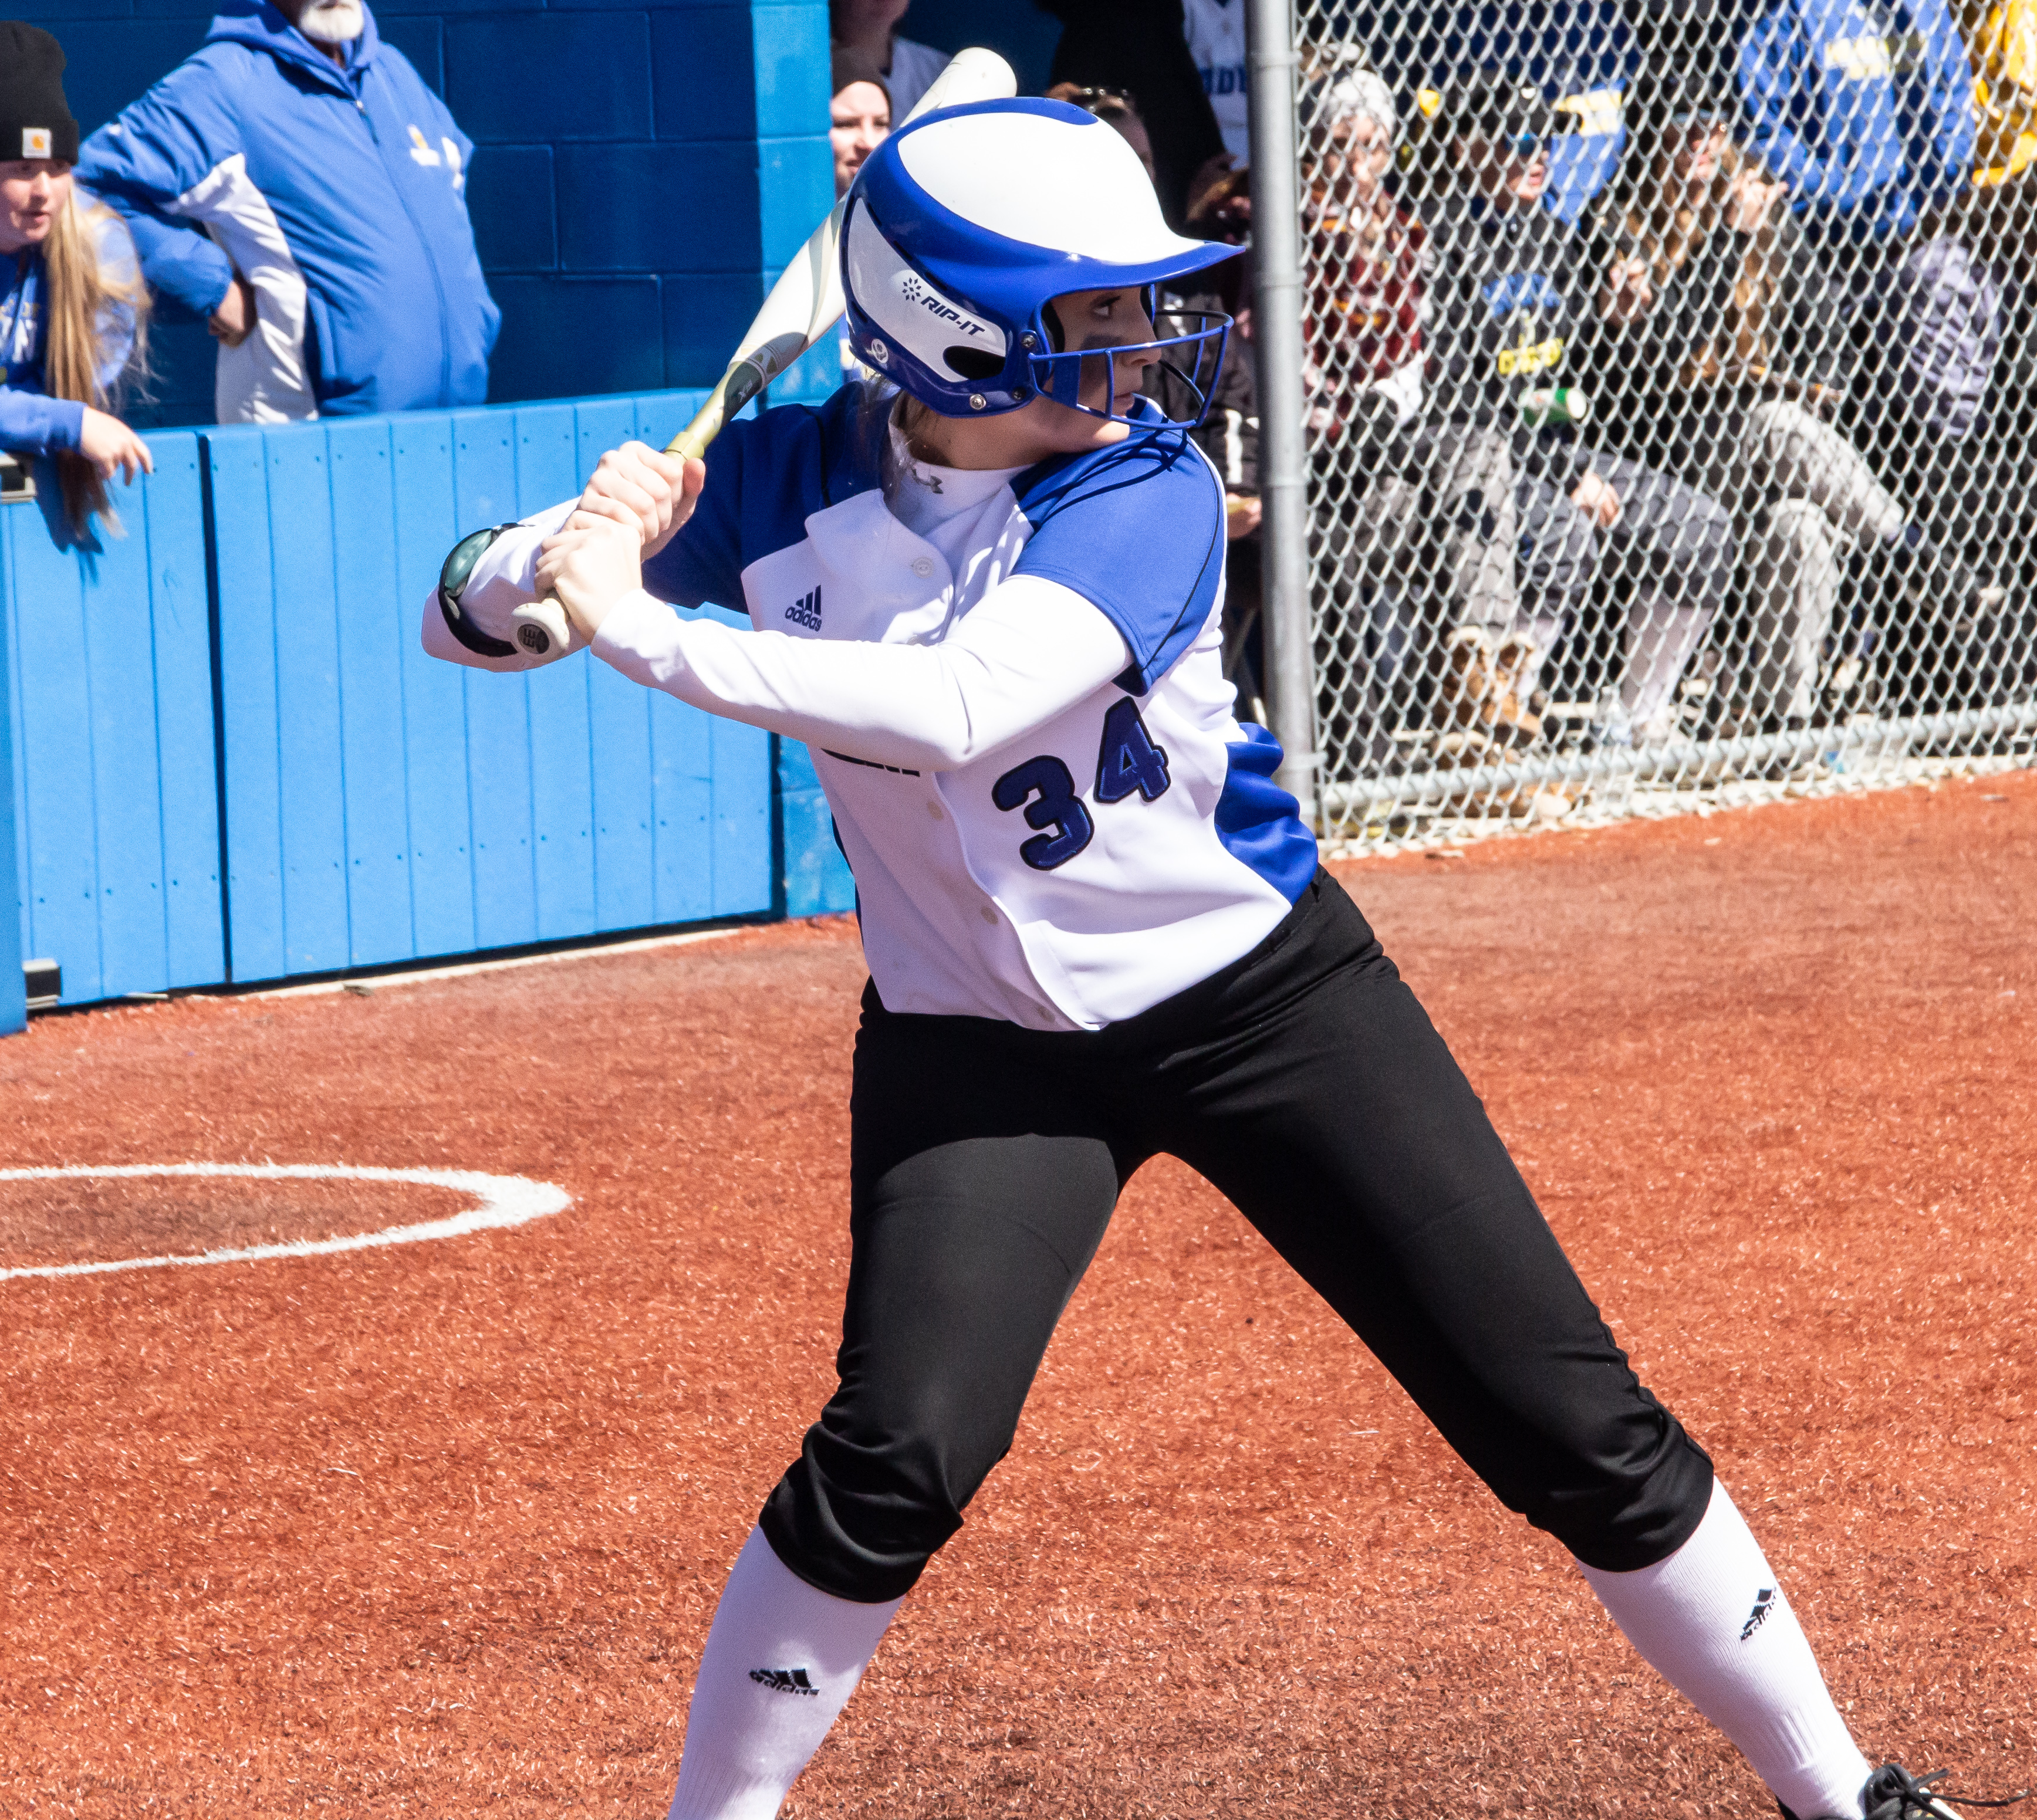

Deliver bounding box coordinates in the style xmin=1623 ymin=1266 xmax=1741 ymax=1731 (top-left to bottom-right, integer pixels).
xmin=750 ymin=1667 xmax=820 ymax=1696
xmin=785 ymin=586 xmax=823 ymax=631
xmin=1740 ymin=1587 xmax=1778 ymax=1640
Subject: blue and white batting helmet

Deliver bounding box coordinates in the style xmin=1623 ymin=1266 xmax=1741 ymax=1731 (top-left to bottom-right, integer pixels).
xmin=841 ymin=97 xmax=1239 ymax=425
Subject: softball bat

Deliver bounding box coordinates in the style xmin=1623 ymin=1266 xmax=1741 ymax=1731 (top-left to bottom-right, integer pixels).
xmin=507 ymin=47 xmax=1018 ymax=659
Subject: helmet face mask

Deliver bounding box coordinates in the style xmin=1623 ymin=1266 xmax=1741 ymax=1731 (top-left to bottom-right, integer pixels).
xmin=840 ymin=98 xmax=1242 ymax=431
xmin=1028 ymin=305 xmax=1231 ymax=427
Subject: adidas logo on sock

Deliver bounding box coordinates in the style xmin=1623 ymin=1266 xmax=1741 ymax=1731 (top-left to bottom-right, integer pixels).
xmin=750 ymin=1666 xmax=820 ymax=1696
xmin=1740 ymin=1587 xmax=1777 ymax=1641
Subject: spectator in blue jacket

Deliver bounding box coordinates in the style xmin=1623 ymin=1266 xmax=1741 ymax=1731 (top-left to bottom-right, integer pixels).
xmin=76 ymin=0 xmax=498 ymax=423
xmin=1731 ymin=0 xmax=1978 ymax=242
xmin=1722 ymin=2 xmax=2002 ymax=476
xmin=0 ymin=22 xmax=154 ymax=548
xmin=1323 ymin=2 xmax=1644 ymax=226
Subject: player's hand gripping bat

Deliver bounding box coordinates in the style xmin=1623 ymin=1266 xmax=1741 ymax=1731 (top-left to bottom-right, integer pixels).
xmin=440 ymin=47 xmax=1018 ymax=662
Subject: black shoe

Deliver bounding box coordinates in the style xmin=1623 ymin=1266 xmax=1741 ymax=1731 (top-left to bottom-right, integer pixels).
xmin=1780 ymin=1762 xmax=2033 ymax=1820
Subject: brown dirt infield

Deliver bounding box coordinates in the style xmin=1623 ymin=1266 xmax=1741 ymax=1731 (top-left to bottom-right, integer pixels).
xmin=1 ymin=772 xmax=2032 ymax=1819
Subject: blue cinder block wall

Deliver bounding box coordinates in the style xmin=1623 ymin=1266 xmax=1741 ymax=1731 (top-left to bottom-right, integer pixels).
xmin=32 ymin=0 xmax=832 ymax=420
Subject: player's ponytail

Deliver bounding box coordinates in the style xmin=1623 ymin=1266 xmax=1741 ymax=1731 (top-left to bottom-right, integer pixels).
xmin=853 ymin=373 xmax=945 ymax=471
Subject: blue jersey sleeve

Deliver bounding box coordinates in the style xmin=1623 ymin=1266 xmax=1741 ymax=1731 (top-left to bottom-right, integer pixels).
xmin=0 ymin=387 xmax=85 ymax=455
xmin=644 ymin=384 xmax=881 ymax=614
xmin=1011 ymin=428 xmax=1225 ymax=696
xmin=646 ymin=416 xmax=749 ymax=613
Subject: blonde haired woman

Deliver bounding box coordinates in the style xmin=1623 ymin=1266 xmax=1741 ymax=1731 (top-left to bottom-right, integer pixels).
xmin=0 ymin=22 xmax=152 ymax=546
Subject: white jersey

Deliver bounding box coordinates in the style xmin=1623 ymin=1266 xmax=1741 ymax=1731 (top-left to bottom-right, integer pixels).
xmin=1183 ymin=0 xmax=1251 ymax=164
xmin=423 ymin=385 xmax=1317 ymax=1033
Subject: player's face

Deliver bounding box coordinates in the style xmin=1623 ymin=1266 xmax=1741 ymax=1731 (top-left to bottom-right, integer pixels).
xmin=907 ymin=289 xmax=1164 ymax=470
xmin=1048 ymin=286 xmax=1163 ymax=417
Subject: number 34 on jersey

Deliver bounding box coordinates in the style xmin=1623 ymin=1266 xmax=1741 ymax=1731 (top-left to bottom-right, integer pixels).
xmin=992 ymin=698 xmax=1171 ymax=871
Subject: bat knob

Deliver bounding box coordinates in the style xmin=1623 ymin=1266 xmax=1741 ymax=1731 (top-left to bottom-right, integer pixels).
xmin=509 ymin=597 xmax=574 ymax=663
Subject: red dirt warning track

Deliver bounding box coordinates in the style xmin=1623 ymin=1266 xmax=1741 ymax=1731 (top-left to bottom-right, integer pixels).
xmin=2 ymin=773 xmax=2033 ymax=1818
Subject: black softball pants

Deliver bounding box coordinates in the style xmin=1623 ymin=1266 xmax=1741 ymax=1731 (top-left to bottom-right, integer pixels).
xmin=758 ymin=871 xmax=1712 ymax=1602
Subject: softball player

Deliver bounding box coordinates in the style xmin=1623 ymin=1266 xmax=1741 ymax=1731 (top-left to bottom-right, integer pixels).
xmin=426 ymin=99 xmax=1970 ymax=1820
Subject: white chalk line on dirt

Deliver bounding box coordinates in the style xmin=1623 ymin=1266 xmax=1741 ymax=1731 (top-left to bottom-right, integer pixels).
xmin=0 ymin=1163 xmax=570 ymax=1283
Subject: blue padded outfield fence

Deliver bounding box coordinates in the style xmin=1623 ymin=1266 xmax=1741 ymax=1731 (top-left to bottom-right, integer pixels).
xmin=0 ymin=386 xmax=856 ymax=1028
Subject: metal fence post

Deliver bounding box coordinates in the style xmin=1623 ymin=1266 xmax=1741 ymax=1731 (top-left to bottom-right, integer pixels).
xmin=1247 ymin=0 xmax=1318 ymax=827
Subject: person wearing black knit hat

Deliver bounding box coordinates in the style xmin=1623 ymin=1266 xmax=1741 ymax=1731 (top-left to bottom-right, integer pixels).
xmin=0 ymin=19 xmax=80 ymax=165
xmin=0 ymin=20 xmax=154 ymax=547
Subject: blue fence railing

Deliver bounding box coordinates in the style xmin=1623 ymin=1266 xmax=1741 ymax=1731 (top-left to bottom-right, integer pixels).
xmin=5 ymin=431 xmax=222 ymax=1009
xmin=1 ymin=387 xmax=856 ymax=1017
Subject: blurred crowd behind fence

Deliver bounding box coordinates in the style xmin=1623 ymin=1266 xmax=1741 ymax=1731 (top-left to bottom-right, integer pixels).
xmin=1268 ymin=2 xmax=2037 ymax=847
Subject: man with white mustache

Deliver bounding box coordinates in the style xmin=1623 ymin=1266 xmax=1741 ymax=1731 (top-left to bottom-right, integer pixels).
xmin=76 ymin=0 xmax=497 ymax=422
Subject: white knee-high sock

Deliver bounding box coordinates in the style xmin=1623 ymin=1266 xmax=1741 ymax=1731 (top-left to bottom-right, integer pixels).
xmin=1578 ymin=1481 xmax=1873 ymax=1820
xmin=666 ymin=1528 xmax=901 ymax=1820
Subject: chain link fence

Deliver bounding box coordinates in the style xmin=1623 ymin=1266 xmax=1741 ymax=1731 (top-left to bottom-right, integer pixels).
xmin=1230 ymin=2 xmax=2037 ymax=846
